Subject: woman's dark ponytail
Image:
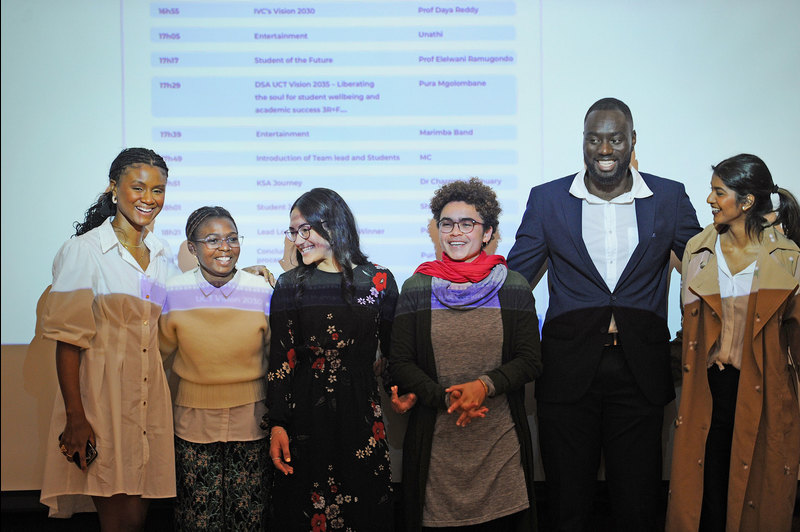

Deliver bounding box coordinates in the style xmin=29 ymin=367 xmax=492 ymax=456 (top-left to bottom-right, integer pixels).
xmin=74 ymin=148 xmax=168 ymax=236
xmin=774 ymin=187 xmax=800 ymax=247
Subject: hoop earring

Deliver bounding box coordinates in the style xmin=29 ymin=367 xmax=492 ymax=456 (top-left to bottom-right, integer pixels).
xmin=112 ymin=194 xmax=118 ymax=204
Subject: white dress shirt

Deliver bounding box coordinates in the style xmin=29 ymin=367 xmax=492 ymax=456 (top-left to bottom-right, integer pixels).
xmin=569 ymin=167 xmax=653 ymax=333
xmin=569 ymin=166 xmax=653 ymax=291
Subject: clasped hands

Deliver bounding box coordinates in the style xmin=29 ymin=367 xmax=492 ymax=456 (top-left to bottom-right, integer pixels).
xmin=445 ymin=380 xmax=489 ymax=427
xmin=389 ymin=379 xmax=488 ymax=428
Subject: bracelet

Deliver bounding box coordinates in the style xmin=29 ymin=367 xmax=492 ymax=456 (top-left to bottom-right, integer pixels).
xmin=478 ymin=378 xmax=489 ymax=397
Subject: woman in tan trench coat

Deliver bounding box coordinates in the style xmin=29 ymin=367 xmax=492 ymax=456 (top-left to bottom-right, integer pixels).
xmin=666 ymin=154 xmax=800 ymax=532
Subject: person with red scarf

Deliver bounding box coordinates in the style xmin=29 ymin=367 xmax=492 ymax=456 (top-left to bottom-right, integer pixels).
xmin=390 ymin=177 xmax=543 ymax=531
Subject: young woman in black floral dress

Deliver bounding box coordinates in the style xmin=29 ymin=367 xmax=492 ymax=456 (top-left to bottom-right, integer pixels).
xmin=267 ymin=188 xmax=398 ymax=531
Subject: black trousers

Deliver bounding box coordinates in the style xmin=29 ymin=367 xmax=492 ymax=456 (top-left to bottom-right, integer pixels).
xmin=538 ymin=345 xmax=665 ymax=532
xmin=699 ymin=364 xmax=740 ymax=532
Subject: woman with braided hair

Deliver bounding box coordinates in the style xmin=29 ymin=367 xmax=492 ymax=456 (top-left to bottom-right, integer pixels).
xmin=160 ymin=206 xmax=272 ymax=531
xmin=40 ymin=148 xmax=177 ymax=530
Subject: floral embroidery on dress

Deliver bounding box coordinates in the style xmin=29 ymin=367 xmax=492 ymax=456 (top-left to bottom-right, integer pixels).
xmin=268 ymin=263 xmax=397 ymax=530
xmin=372 ymin=272 xmax=388 ymax=292
xmin=308 ymin=473 xmax=369 ymax=530
xmin=372 ymin=421 xmax=386 ymax=441
xmin=355 ymin=400 xmax=387 ymax=460
xmin=357 ymin=264 xmax=390 ymax=306
xmin=311 ymin=511 xmax=326 ymax=531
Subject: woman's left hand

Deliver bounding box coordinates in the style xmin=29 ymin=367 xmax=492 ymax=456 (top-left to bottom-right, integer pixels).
xmin=243 ymin=265 xmax=276 ymax=287
xmin=446 ymin=380 xmax=489 ymax=427
xmin=270 ymin=426 xmax=294 ymax=476
xmin=390 ymin=385 xmax=417 ymax=414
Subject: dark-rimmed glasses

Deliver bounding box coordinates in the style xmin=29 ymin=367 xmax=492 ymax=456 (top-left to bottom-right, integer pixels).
xmin=192 ymin=235 xmax=243 ymax=249
xmin=438 ymin=219 xmax=483 ymax=234
xmin=285 ymin=224 xmax=314 ymax=242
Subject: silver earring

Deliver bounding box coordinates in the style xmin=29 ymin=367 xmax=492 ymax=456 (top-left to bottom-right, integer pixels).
xmin=112 ymin=195 xmax=117 ymax=204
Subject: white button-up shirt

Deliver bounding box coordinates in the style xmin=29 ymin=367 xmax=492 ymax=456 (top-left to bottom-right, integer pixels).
xmin=569 ymin=166 xmax=653 ymax=291
xmin=569 ymin=167 xmax=653 ymax=333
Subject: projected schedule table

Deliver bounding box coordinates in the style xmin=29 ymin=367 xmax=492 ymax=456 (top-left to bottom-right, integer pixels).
xmin=123 ymin=1 xmax=532 ymax=278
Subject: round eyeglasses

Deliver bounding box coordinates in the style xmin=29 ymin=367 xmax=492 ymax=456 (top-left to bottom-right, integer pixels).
xmin=192 ymin=235 xmax=243 ymax=249
xmin=438 ymin=219 xmax=484 ymax=234
xmin=284 ymin=224 xmax=313 ymax=242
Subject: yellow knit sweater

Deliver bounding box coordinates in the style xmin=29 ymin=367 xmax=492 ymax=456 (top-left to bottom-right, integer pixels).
xmin=159 ymin=268 xmax=271 ymax=408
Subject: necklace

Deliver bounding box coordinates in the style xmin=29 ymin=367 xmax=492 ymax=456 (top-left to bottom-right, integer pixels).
xmin=112 ymin=225 xmax=146 ymax=249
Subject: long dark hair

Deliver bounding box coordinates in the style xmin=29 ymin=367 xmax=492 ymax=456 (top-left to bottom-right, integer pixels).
xmin=712 ymin=153 xmax=800 ymax=246
xmin=74 ymin=148 xmax=169 ymax=236
xmin=290 ymin=188 xmax=368 ymax=303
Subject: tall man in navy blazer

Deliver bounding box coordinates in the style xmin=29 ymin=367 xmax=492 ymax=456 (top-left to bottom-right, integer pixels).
xmin=507 ymin=98 xmax=701 ymax=531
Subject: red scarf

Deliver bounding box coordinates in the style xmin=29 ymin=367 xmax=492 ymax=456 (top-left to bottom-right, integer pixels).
xmin=414 ymin=251 xmax=507 ymax=283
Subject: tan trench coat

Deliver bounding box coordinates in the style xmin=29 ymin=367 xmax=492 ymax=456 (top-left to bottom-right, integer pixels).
xmin=666 ymin=225 xmax=800 ymax=532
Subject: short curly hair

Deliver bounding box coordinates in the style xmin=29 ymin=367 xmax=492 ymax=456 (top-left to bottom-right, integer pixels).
xmin=429 ymin=177 xmax=501 ymax=244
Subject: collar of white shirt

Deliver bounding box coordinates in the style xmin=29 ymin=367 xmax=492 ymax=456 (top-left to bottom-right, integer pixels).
xmin=98 ymin=217 xmax=167 ymax=257
xmin=194 ymin=266 xmax=239 ymax=298
xmin=568 ymin=166 xmax=653 ymax=205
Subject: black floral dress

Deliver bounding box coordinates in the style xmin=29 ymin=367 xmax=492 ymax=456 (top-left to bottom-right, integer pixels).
xmin=267 ymin=263 xmax=398 ymax=531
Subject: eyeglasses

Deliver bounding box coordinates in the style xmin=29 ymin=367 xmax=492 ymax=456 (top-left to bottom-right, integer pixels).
xmin=438 ymin=219 xmax=484 ymax=234
xmin=284 ymin=223 xmax=320 ymax=242
xmin=192 ymin=235 xmax=243 ymax=249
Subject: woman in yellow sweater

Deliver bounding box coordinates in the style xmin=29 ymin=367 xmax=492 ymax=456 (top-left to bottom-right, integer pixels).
xmin=159 ymin=206 xmax=273 ymax=531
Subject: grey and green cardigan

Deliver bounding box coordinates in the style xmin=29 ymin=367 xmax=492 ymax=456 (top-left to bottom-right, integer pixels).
xmin=389 ymin=270 xmax=543 ymax=531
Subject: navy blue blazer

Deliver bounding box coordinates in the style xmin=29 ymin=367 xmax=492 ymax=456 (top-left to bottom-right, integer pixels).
xmin=507 ymin=172 xmax=701 ymax=405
